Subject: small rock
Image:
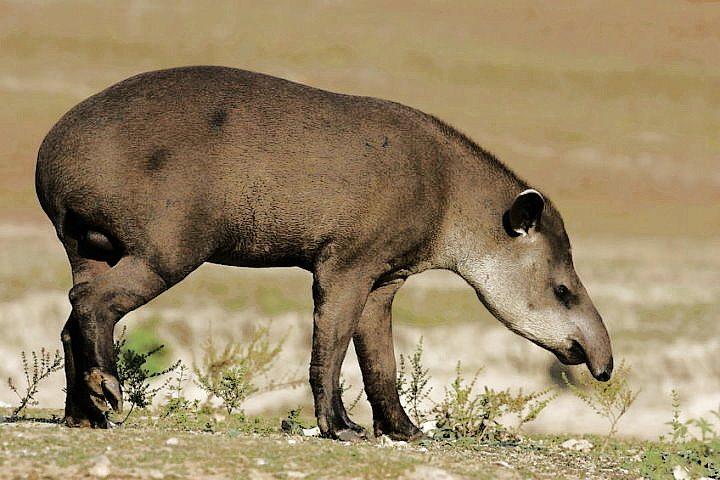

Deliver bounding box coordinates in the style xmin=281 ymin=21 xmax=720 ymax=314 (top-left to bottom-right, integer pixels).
xmin=399 ymin=465 xmax=462 ymax=480
xmin=165 ymin=437 xmax=179 ymax=446
xmin=561 ymin=438 xmax=594 ymax=452
xmin=286 ymin=472 xmax=307 ymax=479
xmin=88 ymin=455 xmax=111 ymax=478
xmin=672 ymin=465 xmax=690 ymax=480
xmin=494 ymin=460 xmax=513 ymax=469
xmin=255 ymin=458 xmax=267 ymax=466
xmin=420 ymin=420 xmax=437 ymax=436
xmin=148 ymin=470 xmax=164 ymax=479
xmin=301 ymin=426 xmax=320 ymax=437
xmin=377 ymin=435 xmax=408 ymax=448
xmin=287 ymin=438 xmax=297 ymax=445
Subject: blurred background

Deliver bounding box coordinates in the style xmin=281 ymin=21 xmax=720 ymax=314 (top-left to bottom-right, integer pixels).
xmin=0 ymin=0 xmax=718 ymax=438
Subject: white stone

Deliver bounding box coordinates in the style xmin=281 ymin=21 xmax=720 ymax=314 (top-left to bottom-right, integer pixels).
xmin=672 ymin=465 xmax=690 ymax=480
xmin=149 ymin=470 xmax=165 ymax=479
xmin=399 ymin=466 xmax=462 ymax=480
xmin=560 ymin=438 xmax=594 ymax=452
xmin=255 ymin=458 xmax=267 ymax=466
xmin=301 ymin=426 xmax=320 ymax=437
xmin=88 ymin=455 xmax=111 ymax=478
xmin=420 ymin=420 xmax=437 ymax=436
xmin=165 ymin=437 xmax=179 ymax=446
xmin=377 ymin=435 xmax=409 ymax=448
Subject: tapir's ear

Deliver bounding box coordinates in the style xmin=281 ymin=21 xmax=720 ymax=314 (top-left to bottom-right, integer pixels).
xmin=504 ymin=189 xmax=545 ymax=237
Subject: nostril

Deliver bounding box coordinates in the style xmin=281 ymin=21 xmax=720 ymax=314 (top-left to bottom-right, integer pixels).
xmin=596 ymin=370 xmax=611 ymax=382
xmin=568 ymin=339 xmax=587 ymax=361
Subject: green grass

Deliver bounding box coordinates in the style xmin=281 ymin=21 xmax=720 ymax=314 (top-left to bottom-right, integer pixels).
xmin=0 ymin=409 xmax=652 ymax=479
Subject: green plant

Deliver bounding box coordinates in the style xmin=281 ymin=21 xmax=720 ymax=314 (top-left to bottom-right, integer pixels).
xmin=159 ymin=362 xmax=199 ymax=425
xmin=281 ymin=407 xmax=308 ymax=435
xmin=432 ymin=362 xmax=554 ymax=444
xmin=639 ymin=392 xmax=720 ymax=479
xmin=114 ymin=326 xmax=180 ymax=423
xmin=563 ymin=360 xmax=638 ymax=446
xmin=194 ymin=325 xmax=301 ymax=415
xmin=7 ymin=348 xmax=63 ymax=418
xmin=396 ymin=337 xmax=433 ymax=424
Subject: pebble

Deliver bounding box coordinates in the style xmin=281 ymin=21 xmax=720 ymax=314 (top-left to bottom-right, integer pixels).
xmin=420 ymin=420 xmax=438 ymax=436
xmin=88 ymin=454 xmax=111 ymax=478
xmin=399 ymin=466 xmax=463 ymax=480
xmin=255 ymin=458 xmax=267 ymax=466
xmin=287 ymin=438 xmax=297 ymax=445
xmin=560 ymin=438 xmax=594 ymax=452
xmin=493 ymin=460 xmax=513 ymax=468
xmin=301 ymin=426 xmax=320 ymax=437
xmin=672 ymin=465 xmax=690 ymax=480
xmin=165 ymin=437 xmax=179 ymax=446
xmin=149 ymin=470 xmax=165 ymax=479
xmin=377 ymin=435 xmax=408 ymax=448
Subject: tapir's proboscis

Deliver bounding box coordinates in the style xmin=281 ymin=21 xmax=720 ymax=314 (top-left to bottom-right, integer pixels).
xmin=35 ymin=66 xmax=613 ymax=440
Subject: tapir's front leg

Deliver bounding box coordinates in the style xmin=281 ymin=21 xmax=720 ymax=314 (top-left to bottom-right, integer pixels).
xmin=354 ymin=279 xmax=422 ymax=440
xmin=310 ymin=262 xmax=374 ymax=441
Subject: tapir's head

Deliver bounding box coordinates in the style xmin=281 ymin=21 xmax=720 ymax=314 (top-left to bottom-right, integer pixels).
xmin=454 ymin=188 xmax=613 ymax=381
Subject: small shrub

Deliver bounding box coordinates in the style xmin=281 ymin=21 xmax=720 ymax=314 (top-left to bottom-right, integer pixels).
xmin=114 ymin=326 xmax=180 ymax=423
xmin=639 ymin=392 xmax=720 ymax=479
xmin=281 ymin=407 xmax=308 ymax=435
xmin=7 ymin=348 xmax=63 ymax=418
xmin=396 ymin=337 xmax=433 ymax=424
xmin=563 ymin=359 xmax=638 ymax=446
xmin=194 ymin=325 xmax=301 ymax=415
xmin=159 ymin=363 xmax=199 ymax=425
xmin=432 ymin=362 xmax=554 ymax=444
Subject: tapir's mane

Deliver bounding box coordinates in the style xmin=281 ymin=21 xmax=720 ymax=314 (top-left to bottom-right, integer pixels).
xmin=424 ymin=113 xmax=529 ymax=190
xmin=420 ymin=110 xmax=565 ymax=225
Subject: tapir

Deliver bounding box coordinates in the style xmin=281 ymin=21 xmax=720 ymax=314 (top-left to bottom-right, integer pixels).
xmin=35 ymin=66 xmax=613 ymax=440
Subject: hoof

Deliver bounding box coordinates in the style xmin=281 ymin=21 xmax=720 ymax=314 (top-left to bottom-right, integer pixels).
xmin=63 ymin=413 xmax=110 ymax=429
xmin=85 ymin=368 xmax=123 ymax=414
xmin=64 ymin=415 xmax=92 ymax=428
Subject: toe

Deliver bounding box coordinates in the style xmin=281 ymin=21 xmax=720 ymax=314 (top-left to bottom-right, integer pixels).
xmin=84 ymin=368 xmax=123 ymax=413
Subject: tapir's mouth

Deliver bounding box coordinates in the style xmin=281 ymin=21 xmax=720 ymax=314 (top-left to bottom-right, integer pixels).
xmin=553 ymin=339 xmax=613 ymax=382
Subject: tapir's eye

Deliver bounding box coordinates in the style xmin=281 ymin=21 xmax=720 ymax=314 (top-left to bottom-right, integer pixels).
xmin=554 ymin=285 xmax=573 ymax=308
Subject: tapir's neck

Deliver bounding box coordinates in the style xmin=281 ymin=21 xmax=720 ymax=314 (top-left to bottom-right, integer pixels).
xmin=428 ymin=128 xmax=528 ymax=272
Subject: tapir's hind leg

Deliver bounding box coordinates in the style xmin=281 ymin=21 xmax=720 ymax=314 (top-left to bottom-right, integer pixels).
xmin=354 ymin=280 xmax=422 ymax=440
xmin=62 ymin=254 xmax=110 ymax=427
xmin=310 ymin=260 xmax=375 ymax=441
xmin=63 ymin=249 xmax=200 ymax=427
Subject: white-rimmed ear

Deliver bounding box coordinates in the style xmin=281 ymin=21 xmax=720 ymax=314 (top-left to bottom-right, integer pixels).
xmin=505 ymin=189 xmax=545 ymax=236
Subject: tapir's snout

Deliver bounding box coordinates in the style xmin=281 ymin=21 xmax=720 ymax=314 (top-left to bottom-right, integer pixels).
xmin=556 ymin=314 xmax=614 ymax=382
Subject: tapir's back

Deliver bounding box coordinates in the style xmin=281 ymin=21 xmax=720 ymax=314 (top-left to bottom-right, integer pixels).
xmin=36 ymin=66 xmax=448 ymax=267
